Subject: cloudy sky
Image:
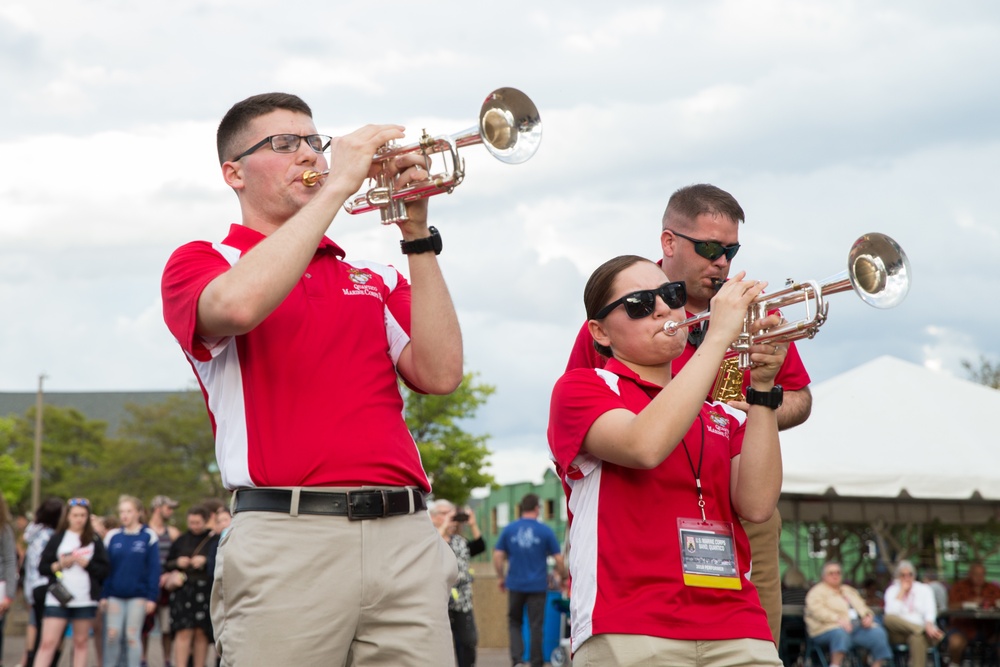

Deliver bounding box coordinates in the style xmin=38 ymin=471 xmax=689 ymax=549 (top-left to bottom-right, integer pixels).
xmin=2 ymin=1 xmax=998 ymax=485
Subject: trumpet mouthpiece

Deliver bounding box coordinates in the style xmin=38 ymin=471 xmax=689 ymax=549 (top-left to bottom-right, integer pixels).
xmin=302 ymin=170 xmax=327 ymax=187
xmin=663 ymin=321 xmax=681 ymax=336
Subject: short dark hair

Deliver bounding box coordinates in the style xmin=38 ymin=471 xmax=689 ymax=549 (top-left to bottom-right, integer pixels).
xmin=662 ymin=184 xmax=745 ymax=232
xmin=35 ymin=497 xmax=65 ymax=529
xmin=187 ymin=505 xmax=211 ymax=522
xmin=216 ymin=92 xmax=313 ymax=165
xmin=520 ymin=493 xmax=540 ymax=513
xmin=583 ymin=255 xmax=657 ymax=358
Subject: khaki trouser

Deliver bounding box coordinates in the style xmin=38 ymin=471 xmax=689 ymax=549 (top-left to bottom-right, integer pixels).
xmin=211 ymin=494 xmax=458 ymax=667
xmin=883 ymin=614 xmax=931 ymax=667
xmin=573 ymin=633 xmax=783 ymax=666
xmin=741 ymin=509 xmax=783 ymax=643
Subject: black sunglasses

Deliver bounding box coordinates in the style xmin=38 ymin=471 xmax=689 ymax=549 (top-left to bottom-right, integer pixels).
xmin=231 ymin=133 xmax=332 ymax=162
xmin=669 ymin=230 xmax=740 ymax=262
xmin=595 ymin=281 xmax=687 ymax=320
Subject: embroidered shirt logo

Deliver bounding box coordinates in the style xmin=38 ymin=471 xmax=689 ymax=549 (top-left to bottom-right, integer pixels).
xmin=706 ymin=412 xmax=731 ymax=438
xmin=343 ymin=268 xmax=384 ymax=301
xmin=348 ymin=268 xmax=372 ymax=285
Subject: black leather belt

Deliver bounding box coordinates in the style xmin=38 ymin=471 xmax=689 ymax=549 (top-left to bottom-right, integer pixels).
xmin=233 ymin=488 xmax=426 ymax=521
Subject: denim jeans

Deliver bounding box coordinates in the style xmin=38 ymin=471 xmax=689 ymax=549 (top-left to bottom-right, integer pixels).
xmin=812 ymin=624 xmax=893 ymax=661
xmin=103 ymin=596 xmax=148 ymax=667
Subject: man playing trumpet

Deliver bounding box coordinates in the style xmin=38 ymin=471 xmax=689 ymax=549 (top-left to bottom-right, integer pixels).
xmin=161 ymin=93 xmax=463 ymax=666
xmin=566 ymin=183 xmax=812 ymax=643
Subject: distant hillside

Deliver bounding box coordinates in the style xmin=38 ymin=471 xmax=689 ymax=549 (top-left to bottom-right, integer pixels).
xmin=0 ymin=391 xmax=191 ymax=436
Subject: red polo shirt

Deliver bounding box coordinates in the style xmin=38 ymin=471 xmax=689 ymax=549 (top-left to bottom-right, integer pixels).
xmin=161 ymin=224 xmax=430 ymax=491
xmin=548 ymin=359 xmax=772 ymax=648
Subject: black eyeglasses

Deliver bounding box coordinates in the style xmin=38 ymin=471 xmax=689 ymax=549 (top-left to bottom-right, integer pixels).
xmin=231 ymin=134 xmax=332 ymax=162
xmin=595 ymin=281 xmax=687 ymax=320
xmin=68 ymin=497 xmax=90 ymax=507
xmin=669 ymin=230 xmax=741 ymax=263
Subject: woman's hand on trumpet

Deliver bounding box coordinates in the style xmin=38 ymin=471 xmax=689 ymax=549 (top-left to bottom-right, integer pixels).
xmin=702 ymin=271 xmax=767 ymax=346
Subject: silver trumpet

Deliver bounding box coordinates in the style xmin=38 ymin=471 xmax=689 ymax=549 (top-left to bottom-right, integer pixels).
xmin=663 ymin=232 xmax=911 ymax=370
xmin=302 ymin=87 xmax=542 ymax=225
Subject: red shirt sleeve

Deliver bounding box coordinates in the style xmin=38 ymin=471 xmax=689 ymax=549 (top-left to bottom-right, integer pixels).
xmin=548 ymin=369 xmax=626 ymax=479
xmin=161 ymin=241 xmax=232 ymax=361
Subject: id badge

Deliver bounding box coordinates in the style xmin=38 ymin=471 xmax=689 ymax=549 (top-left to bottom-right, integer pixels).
xmin=677 ymin=517 xmax=742 ymax=590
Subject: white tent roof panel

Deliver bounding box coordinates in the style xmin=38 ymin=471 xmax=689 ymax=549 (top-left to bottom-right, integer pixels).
xmin=780 ymin=355 xmax=1000 ymax=502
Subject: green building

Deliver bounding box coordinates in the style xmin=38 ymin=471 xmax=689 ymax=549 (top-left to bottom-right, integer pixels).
xmin=470 ymin=468 xmax=567 ymax=561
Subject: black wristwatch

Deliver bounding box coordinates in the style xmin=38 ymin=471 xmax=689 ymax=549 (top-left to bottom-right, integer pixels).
xmin=745 ymin=385 xmax=783 ymax=409
xmin=400 ymin=226 xmax=442 ymax=255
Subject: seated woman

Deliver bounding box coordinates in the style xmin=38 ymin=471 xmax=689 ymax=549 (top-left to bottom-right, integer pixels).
xmin=548 ymin=255 xmax=786 ymax=667
xmin=805 ymin=561 xmax=892 ymax=667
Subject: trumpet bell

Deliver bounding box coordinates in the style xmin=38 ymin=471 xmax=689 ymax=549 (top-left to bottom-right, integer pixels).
xmin=478 ymin=87 xmax=542 ymax=165
xmin=848 ymin=232 xmax=911 ymax=309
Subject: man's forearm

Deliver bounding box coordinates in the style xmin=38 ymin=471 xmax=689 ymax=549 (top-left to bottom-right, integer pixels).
xmin=399 ymin=252 xmax=463 ymax=394
xmin=196 ymin=190 xmax=349 ymax=337
xmin=776 ymin=386 xmax=812 ymax=430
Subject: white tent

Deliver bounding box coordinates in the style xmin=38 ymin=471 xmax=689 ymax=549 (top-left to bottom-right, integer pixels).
xmin=776 ymin=355 xmax=1000 ymax=525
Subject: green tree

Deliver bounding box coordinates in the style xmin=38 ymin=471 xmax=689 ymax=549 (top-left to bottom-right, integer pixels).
xmin=403 ymin=372 xmax=497 ymax=505
xmin=2 ymin=405 xmax=109 ymax=514
xmin=113 ymin=391 xmax=222 ymax=509
xmin=963 ymin=355 xmax=1000 ymax=389
xmin=0 ymin=417 xmax=31 ymax=507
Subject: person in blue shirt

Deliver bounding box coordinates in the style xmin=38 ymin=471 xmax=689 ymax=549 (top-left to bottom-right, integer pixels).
xmin=493 ymin=494 xmax=566 ymax=667
xmin=101 ymin=495 xmax=160 ymax=667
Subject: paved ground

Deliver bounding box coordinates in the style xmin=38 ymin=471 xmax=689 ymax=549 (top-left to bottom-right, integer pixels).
xmin=1 ymin=632 xmax=519 ymax=667
xmin=2 ymin=597 xmax=525 ymax=666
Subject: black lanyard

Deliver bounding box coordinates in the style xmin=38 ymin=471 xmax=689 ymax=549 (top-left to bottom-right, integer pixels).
xmin=680 ymin=414 xmax=708 ymax=521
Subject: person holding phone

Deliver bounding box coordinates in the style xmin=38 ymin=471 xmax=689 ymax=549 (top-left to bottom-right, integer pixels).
xmin=430 ymin=500 xmax=484 ymax=667
xmin=36 ymin=498 xmax=111 ymax=667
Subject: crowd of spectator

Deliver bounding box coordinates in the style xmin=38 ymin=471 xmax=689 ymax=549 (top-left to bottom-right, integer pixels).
xmin=0 ymin=492 xmax=232 ymax=667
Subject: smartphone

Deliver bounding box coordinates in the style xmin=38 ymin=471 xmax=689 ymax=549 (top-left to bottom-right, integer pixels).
xmin=453 ymin=511 xmax=469 ymax=523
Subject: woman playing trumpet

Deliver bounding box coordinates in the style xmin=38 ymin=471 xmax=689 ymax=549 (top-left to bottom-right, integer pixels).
xmin=548 ymin=255 xmax=786 ymax=666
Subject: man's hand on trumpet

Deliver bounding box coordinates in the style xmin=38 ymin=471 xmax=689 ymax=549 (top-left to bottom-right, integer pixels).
xmin=386 ymin=152 xmax=432 ymax=238
xmin=319 ymin=124 xmax=405 ymax=199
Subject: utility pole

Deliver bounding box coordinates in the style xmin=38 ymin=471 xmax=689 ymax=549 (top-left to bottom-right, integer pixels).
xmin=32 ymin=373 xmax=46 ymax=512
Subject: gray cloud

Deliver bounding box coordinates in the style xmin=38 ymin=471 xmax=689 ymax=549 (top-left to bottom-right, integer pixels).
xmin=1 ymin=0 xmax=998 ymax=483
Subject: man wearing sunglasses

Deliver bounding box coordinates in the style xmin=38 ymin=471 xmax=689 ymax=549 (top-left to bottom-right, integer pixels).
xmin=566 ymin=183 xmax=812 ymax=645
xmin=161 ymin=93 xmax=463 ymax=666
